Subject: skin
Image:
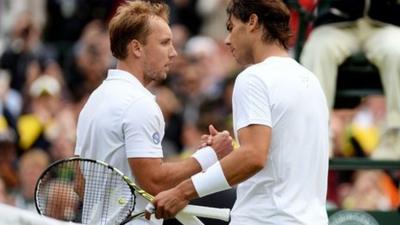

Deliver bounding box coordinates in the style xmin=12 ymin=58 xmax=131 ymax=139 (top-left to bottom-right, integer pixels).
xmin=118 ymin=16 xmax=177 ymax=86
xmin=148 ymin=13 xmax=290 ymax=219
xmin=141 ymin=17 xmax=177 ymax=84
xmin=117 ymin=16 xmax=234 ymax=196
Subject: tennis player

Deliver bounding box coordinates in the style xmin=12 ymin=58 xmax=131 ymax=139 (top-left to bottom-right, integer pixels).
xmin=74 ymin=1 xmax=232 ymax=225
xmin=149 ymin=0 xmax=330 ymax=224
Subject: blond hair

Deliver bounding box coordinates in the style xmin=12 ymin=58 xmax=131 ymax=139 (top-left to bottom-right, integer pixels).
xmin=109 ymin=0 xmax=169 ymax=59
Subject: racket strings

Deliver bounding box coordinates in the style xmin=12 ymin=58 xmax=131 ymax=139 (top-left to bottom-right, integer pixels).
xmin=37 ymin=160 xmax=82 ymax=221
xmin=36 ymin=159 xmax=136 ymax=225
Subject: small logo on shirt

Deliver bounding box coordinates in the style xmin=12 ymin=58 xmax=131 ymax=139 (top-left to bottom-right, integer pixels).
xmin=152 ymin=132 xmax=160 ymax=144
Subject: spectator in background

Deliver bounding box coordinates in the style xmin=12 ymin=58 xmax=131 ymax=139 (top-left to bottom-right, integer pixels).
xmin=0 ymin=0 xmax=15 ymax=54
xmin=174 ymin=36 xmax=238 ymax=128
xmin=0 ymin=128 xmax=18 ymax=191
xmin=0 ymin=0 xmax=46 ymax=55
xmin=196 ymin=0 xmax=230 ymax=41
xmin=300 ymin=0 xmax=400 ymax=159
xmin=177 ymin=64 xmax=207 ymax=125
xmin=339 ymin=170 xmax=399 ymax=211
xmin=194 ymin=75 xmax=236 ymax=141
xmin=64 ymin=20 xmax=113 ymax=102
xmin=0 ymin=11 xmax=57 ymax=93
xmin=154 ymin=85 xmax=185 ymax=157
xmin=328 ymin=95 xmax=386 ymax=158
xmin=184 ymin=36 xmax=229 ymax=97
xmin=17 ymin=75 xmax=62 ymax=152
xmin=170 ymin=24 xmax=190 ymax=53
xmin=43 ymin=0 xmax=116 ymax=63
xmin=0 ymin=70 xmax=23 ymax=132
xmin=45 ymin=181 xmax=80 ymax=221
xmin=14 ymin=149 xmax=50 ymax=212
xmin=47 ymin=106 xmax=77 ymax=161
xmin=168 ymin=0 xmax=203 ymax=36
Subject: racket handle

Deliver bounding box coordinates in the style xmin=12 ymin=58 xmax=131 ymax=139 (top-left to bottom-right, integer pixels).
xmin=181 ymin=205 xmax=230 ymax=222
xmin=176 ymin=213 xmax=204 ymax=225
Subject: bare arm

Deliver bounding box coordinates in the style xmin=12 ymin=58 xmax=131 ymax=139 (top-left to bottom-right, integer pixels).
xmin=219 ymin=124 xmax=270 ymax=185
xmin=150 ymin=124 xmax=271 ymax=219
xmin=129 ymin=157 xmax=201 ymax=195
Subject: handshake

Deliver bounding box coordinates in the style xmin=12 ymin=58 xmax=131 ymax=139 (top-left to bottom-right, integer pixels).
xmin=145 ymin=124 xmax=234 ymax=221
xmin=194 ymin=124 xmax=234 ymax=171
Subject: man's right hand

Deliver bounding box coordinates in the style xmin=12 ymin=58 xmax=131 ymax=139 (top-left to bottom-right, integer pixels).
xmin=208 ymin=125 xmax=233 ymax=160
xmin=198 ymin=124 xmax=217 ymax=148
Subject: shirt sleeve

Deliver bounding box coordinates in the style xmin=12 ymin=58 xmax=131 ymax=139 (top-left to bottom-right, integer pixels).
xmin=232 ymin=73 xmax=272 ymax=132
xmin=122 ymin=97 xmax=165 ymax=158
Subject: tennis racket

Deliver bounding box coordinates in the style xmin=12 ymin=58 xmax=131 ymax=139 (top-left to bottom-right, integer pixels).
xmin=34 ymin=157 xmax=230 ymax=225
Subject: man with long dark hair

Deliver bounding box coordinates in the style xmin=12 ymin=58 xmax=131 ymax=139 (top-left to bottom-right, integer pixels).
xmin=150 ymin=1 xmax=329 ymax=224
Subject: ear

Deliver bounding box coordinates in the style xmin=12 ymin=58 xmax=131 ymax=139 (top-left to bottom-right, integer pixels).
xmin=128 ymin=39 xmax=142 ymax=58
xmin=247 ymin=14 xmax=260 ymax=32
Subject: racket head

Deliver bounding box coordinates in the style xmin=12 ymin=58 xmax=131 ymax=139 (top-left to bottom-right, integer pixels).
xmin=34 ymin=157 xmax=136 ymax=224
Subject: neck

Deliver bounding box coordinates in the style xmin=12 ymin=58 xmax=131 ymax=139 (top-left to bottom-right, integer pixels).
xmin=252 ymin=42 xmax=289 ymax=64
xmin=116 ymin=60 xmax=146 ymax=85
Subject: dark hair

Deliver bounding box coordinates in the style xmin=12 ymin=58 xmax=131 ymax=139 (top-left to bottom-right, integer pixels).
xmin=108 ymin=1 xmax=169 ymax=59
xmin=226 ymin=0 xmax=292 ymax=49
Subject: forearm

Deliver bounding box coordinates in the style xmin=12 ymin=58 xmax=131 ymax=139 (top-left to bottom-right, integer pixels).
xmin=223 ymin=125 xmax=269 ymax=186
xmin=221 ymin=146 xmax=265 ymax=186
xmin=157 ymin=157 xmax=202 ymax=190
xmin=131 ymin=157 xmax=202 ymax=195
xmin=131 ymin=143 xmax=225 ymax=195
xmin=178 ymin=148 xmax=264 ymax=201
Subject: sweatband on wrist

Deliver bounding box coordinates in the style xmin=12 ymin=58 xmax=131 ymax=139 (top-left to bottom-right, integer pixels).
xmin=191 ymin=146 xmax=218 ymax=172
xmin=191 ymin=162 xmax=231 ymax=197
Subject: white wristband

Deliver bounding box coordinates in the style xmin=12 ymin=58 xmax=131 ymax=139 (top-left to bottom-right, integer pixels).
xmin=191 ymin=146 xmax=218 ymax=172
xmin=191 ymin=162 xmax=231 ymax=197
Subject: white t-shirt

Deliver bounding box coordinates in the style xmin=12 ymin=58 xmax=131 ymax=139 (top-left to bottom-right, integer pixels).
xmin=75 ymin=69 xmax=164 ymax=225
xmin=231 ymin=57 xmax=329 ymax=225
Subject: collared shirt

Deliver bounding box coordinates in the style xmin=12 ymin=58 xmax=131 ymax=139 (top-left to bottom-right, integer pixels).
xmin=75 ymin=69 xmax=164 ymax=225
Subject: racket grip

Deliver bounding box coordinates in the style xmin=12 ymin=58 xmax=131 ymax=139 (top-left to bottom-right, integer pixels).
xmin=181 ymin=205 xmax=230 ymax=222
xmin=176 ymin=213 xmax=204 ymax=225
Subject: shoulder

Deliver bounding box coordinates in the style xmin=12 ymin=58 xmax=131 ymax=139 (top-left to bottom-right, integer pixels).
xmin=235 ymin=66 xmax=265 ymax=89
xmin=237 ymin=59 xmax=277 ymax=80
xmin=125 ymin=95 xmax=160 ymax=115
xmin=121 ymin=96 xmax=163 ymax=129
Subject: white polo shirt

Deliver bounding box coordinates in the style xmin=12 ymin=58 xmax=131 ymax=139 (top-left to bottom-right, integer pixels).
xmin=231 ymin=57 xmax=329 ymax=225
xmin=75 ymin=69 xmax=164 ymax=225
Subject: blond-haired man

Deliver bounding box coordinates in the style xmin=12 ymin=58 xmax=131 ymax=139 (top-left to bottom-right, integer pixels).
xmin=75 ymin=1 xmax=232 ymax=224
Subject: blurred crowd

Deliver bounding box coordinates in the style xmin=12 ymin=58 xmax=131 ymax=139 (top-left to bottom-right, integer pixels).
xmin=0 ymin=0 xmax=399 ymax=221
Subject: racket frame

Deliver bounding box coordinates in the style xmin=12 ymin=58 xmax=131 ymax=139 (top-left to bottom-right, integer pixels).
xmin=35 ymin=157 xmax=230 ymax=225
